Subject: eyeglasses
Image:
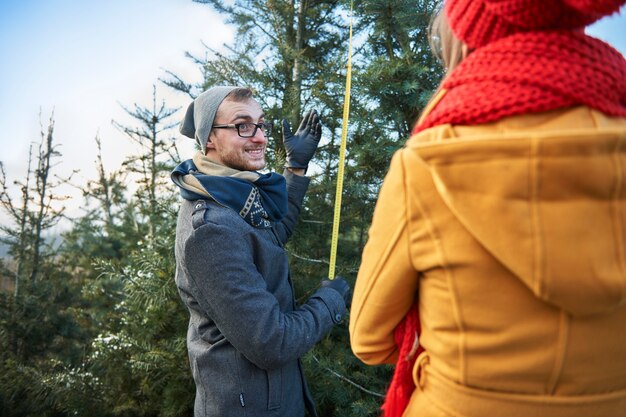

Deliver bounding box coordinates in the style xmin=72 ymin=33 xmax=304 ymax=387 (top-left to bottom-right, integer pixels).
xmin=212 ymin=122 xmax=273 ymax=138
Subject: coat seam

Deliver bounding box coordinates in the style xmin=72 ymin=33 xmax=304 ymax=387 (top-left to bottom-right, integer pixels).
xmin=411 ymin=153 xmax=467 ymax=384
xmin=529 ymin=136 xmax=546 ymax=298
xmin=546 ymin=311 xmax=570 ymax=394
xmin=611 ymin=134 xmax=626 ymax=300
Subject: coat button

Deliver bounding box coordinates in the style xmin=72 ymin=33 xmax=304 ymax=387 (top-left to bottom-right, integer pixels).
xmin=334 ymin=313 xmax=342 ymax=322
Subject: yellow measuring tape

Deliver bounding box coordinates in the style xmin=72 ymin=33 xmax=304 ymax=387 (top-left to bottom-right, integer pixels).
xmin=328 ymin=2 xmax=353 ymax=280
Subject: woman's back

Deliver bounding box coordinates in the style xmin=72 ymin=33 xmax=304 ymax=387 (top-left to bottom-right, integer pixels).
xmin=351 ymin=106 xmax=626 ymax=416
xmin=408 ymin=106 xmax=626 ymax=391
xmin=350 ymin=1 xmax=626 ymax=415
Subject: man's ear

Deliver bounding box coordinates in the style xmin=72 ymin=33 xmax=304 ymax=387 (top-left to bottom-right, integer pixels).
xmin=206 ymin=134 xmax=215 ymax=149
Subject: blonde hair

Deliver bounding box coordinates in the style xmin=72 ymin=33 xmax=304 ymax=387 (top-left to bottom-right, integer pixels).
xmin=429 ymin=8 xmax=467 ymax=77
xmin=414 ymin=8 xmax=468 ymax=129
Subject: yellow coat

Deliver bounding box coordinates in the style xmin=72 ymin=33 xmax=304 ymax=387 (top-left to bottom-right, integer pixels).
xmin=350 ymin=105 xmax=626 ymax=416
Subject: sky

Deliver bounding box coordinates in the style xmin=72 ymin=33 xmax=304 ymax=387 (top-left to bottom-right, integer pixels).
xmin=0 ymin=1 xmax=625 ymax=225
xmin=0 ymin=0 xmax=234 ymax=223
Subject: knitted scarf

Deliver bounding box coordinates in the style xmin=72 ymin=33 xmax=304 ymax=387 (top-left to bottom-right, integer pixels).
xmin=171 ymin=152 xmax=288 ymax=228
xmin=414 ymin=31 xmax=626 ymax=133
xmin=381 ymin=303 xmax=423 ymax=417
xmin=388 ymin=30 xmax=626 ymax=417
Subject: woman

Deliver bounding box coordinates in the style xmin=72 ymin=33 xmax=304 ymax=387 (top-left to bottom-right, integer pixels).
xmin=349 ymin=1 xmax=626 ymax=416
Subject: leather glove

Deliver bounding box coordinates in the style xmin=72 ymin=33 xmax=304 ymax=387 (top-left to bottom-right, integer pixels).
xmin=321 ymin=276 xmax=352 ymax=308
xmin=282 ymin=109 xmax=322 ymax=169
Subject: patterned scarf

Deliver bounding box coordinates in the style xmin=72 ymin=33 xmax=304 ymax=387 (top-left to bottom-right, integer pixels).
xmin=171 ymin=152 xmax=287 ymax=228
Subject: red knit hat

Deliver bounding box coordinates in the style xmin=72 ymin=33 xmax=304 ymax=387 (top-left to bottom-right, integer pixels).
xmin=445 ymin=0 xmax=626 ymax=49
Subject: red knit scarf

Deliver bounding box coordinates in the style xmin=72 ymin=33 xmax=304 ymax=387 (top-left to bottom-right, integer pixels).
xmin=381 ymin=303 xmax=422 ymax=417
xmin=386 ymin=30 xmax=626 ymax=417
xmin=414 ymin=30 xmax=626 ymax=133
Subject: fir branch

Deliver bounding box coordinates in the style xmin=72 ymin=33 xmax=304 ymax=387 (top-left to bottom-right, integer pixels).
xmin=287 ymin=250 xmax=329 ymax=265
xmin=311 ymin=354 xmax=384 ymax=398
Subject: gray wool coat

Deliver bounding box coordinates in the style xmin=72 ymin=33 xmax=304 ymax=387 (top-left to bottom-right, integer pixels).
xmin=174 ymin=171 xmax=346 ymax=417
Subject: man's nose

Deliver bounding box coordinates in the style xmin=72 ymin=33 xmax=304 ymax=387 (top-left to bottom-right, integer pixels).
xmin=250 ymin=127 xmax=268 ymax=142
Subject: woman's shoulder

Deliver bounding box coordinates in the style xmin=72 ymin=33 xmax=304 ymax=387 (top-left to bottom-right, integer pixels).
xmin=406 ymin=106 xmax=626 ymax=149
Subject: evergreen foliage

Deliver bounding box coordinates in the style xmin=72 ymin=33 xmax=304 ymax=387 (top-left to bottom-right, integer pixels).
xmin=0 ymin=1 xmax=443 ymax=415
xmin=0 ymin=115 xmax=90 ymax=416
xmin=165 ymin=0 xmax=443 ymax=414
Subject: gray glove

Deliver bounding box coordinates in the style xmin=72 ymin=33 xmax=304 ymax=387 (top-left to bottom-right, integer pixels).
xmin=321 ymin=276 xmax=352 ymax=308
xmin=282 ymin=109 xmax=322 ymax=169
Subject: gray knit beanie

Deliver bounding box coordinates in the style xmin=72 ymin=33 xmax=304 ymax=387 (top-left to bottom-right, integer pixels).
xmin=179 ymin=86 xmax=238 ymax=150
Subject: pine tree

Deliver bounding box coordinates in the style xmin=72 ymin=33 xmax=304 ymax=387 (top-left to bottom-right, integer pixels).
xmin=0 ymin=114 xmax=90 ymax=417
xmin=0 ymin=113 xmax=70 ymax=298
xmin=66 ymin=91 xmax=194 ymax=416
xmin=112 ymin=85 xmax=181 ymax=238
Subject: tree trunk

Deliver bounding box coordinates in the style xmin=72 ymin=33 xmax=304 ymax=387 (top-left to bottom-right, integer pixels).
xmin=30 ymin=119 xmax=55 ymax=282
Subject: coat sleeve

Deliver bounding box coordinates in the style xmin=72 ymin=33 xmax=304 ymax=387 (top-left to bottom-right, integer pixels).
xmin=183 ymin=221 xmax=346 ymax=370
xmin=349 ymin=150 xmax=420 ymax=365
xmin=271 ymin=170 xmax=310 ymax=244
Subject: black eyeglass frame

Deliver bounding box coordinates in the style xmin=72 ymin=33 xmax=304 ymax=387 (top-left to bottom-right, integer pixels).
xmin=212 ymin=122 xmax=273 ymax=138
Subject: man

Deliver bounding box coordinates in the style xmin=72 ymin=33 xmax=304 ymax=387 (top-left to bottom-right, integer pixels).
xmin=171 ymin=86 xmax=351 ymax=417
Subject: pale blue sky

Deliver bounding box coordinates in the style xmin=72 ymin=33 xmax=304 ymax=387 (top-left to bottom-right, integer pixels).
xmin=0 ymin=0 xmax=233 ymax=204
xmin=0 ymin=1 xmax=624 ymax=223
xmin=587 ymin=7 xmax=626 ymax=53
